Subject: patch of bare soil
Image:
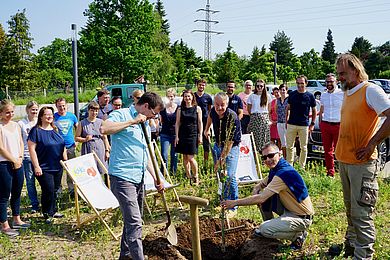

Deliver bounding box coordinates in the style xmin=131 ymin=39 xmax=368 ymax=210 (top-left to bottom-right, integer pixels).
xmin=143 ymin=217 xmax=283 ymax=260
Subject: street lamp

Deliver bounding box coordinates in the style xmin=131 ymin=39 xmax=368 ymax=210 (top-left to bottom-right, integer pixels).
xmin=71 ymin=24 xmax=79 ymax=119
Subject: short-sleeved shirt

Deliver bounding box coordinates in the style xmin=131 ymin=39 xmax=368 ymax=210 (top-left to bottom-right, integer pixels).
xmin=277 ymin=97 xmax=289 ymax=123
xmin=320 ymin=89 xmax=344 ymax=123
xmin=210 ymin=107 xmax=241 ymax=147
xmin=54 ymin=112 xmax=78 ymax=148
xmin=195 ymin=92 xmax=213 ymax=121
xmin=107 ymin=105 xmax=149 ymax=184
xmin=287 ymin=90 xmax=316 ymax=126
xmin=238 ymin=92 xmax=251 ymax=115
xmin=247 ymin=93 xmax=271 ymax=114
xmin=227 ymin=94 xmax=243 ymax=116
xmin=18 ymin=118 xmax=37 ymax=158
xmin=28 ymin=127 xmax=65 ymax=172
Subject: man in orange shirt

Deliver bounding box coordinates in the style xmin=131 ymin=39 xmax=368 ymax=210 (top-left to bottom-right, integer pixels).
xmin=333 ymin=53 xmax=390 ymax=258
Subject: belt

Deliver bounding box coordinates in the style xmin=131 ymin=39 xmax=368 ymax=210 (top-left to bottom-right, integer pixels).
xmin=298 ymin=215 xmax=313 ymax=220
xmin=322 ymin=121 xmax=340 ymax=125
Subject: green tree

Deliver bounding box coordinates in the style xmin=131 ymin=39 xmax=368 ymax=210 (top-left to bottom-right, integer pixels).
xmin=269 ymin=30 xmax=295 ymax=67
xmin=321 ymin=29 xmax=337 ymax=64
xmin=350 ymin=36 xmax=372 ymax=62
xmin=2 ymin=9 xmax=34 ymax=91
xmin=80 ymin=0 xmax=159 ymax=83
xmin=35 ymin=38 xmax=72 ymax=72
xmin=213 ymin=41 xmax=240 ymax=84
xmin=170 ymin=39 xmax=201 ymax=84
xmin=154 ymin=0 xmax=170 ymax=36
xmin=0 ymin=24 xmax=7 ymax=88
xmin=300 ymin=49 xmax=326 ymax=79
xmin=277 ymin=56 xmax=301 ymax=82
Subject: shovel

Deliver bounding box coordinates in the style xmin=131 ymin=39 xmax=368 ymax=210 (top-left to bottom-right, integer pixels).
xmin=141 ymin=122 xmax=178 ymax=245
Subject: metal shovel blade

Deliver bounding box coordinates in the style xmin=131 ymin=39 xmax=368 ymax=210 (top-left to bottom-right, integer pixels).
xmin=165 ymin=223 xmax=178 ymax=245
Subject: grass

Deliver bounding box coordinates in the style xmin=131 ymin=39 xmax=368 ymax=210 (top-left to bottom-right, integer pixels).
xmin=1 ymin=147 xmax=390 ymax=259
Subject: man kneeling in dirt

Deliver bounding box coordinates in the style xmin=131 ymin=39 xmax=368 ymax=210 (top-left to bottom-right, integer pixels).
xmin=221 ymin=142 xmax=314 ymax=250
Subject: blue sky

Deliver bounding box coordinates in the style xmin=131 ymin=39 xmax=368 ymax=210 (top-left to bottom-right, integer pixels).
xmin=1 ymin=0 xmax=389 ymax=59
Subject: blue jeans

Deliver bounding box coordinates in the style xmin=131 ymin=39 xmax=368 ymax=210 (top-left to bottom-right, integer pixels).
xmin=0 ymin=162 xmax=24 ymax=222
xmin=212 ymin=144 xmax=239 ymax=202
xmin=160 ymin=134 xmax=177 ymax=175
xmin=110 ymin=175 xmax=145 ymax=260
xmin=23 ymin=158 xmax=39 ymax=210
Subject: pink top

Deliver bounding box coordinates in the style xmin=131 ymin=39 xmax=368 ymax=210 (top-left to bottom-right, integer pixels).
xmin=238 ymin=92 xmax=251 ymax=115
xmin=0 ymin=122 xmax=22 ymax=162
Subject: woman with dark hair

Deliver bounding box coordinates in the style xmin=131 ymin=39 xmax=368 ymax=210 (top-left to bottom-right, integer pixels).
xmin=28 ymin=106 xmax=67 ymax=224
xmin=247 ymin=79 xmax=271 ymax=154
xmin=276 ymin=84 xmax=289 ymax=158
xmin=0 ymin=100 xmax=30 ymax=237
xmin=175 ymin=89 xmax=203 ymax=185
xmin=75 ymin=101 xmax=110 ymax=173
xmin=270 ymin=87 xmax=281 ymax=148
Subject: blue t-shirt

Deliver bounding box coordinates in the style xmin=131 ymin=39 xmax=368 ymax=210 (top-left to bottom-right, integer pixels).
xmin=107 ymin=106 xmax=149 ymax=184
xmin=195 ymin=92 xmax=213 ymax=121
xmin=228 ymin=94 xmax=243 ymax=116
xmin=54 ymin=112 xmax=78 ymax=148
xmin=210 ymin=107 xmax=241 ymax=147
xmin=28 ymin=127 xmax=65 ymax=172
xmin=287 ymin=90 xmax=316 ymax=126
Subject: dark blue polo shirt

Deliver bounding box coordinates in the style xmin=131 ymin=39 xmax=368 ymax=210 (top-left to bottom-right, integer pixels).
xmin=195 ymin=92 xmax=213 ymax=121
xmin=227 ymin=94 xmax=243 ymax=116
xmin=287 ymin=90 xmax=316 ymax=126
xmin=210 ymin=107 xmax=241 ymax=147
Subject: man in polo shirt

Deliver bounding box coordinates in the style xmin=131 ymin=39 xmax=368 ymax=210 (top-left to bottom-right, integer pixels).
xmin=221 ymin=142 xmax=314 ymax=250
xmin=332 ymin=53 xmax=390 ymax=258
xmin=226 ymin=80 xmax=243 ymax=120
xmin=195 ymin=79 xmax=213 ymax=167
xmin=319 ymin=73 xmax=343 ymax=177
xmin=101 ymin=92 xmax=165 ymax=260
xmin=285 ymin=75 xmax=317 ymax=167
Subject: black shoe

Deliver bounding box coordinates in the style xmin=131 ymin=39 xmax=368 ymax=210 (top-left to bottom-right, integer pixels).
xmin=328 ymin=244 xmax=343 ymax=256
xmin=344 ymin=243 xmax=355 ymax=257
xmin=290 ymin=231 xmax=308 ymax=250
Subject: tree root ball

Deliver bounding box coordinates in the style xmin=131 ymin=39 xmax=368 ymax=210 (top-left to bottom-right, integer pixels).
xmin=143 ymin=217 xmax=283 ymax=260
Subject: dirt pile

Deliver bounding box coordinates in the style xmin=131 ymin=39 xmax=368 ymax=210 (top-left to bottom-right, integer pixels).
xmin=143 ymin=217 xmax=283 ymax=260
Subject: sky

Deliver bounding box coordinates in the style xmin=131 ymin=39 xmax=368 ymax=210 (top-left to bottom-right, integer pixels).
xmin=1 ymin=0 xmax=390 ymax=59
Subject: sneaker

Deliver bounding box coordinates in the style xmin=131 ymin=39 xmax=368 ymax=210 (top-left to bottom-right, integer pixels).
xmin=290 ymin=230 xmax=308 ymax=250
xmin=12 ymin=222 xmax=31 ymax=229
xmin=254 ymin=228 xmax=265 ymax=238
xmin=53 ymin=212 xmax=64 ymax=218
xmin=45 ymin=218 xmax=54 ymax=224
xmin=1 ymin=228 xmax=19 ymax=237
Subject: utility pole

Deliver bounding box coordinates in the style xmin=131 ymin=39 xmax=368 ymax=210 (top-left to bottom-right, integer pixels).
xmin=273 ymin=51 xmax=277 ymax=85
xmin=71 ymin=24 xmax=79 ymax=119
xmin=192 ymin=0 xmax=223 ymax=60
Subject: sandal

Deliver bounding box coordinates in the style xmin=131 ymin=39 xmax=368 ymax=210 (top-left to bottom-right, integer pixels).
xmin=1 ymin=228 xmax=19 ymax=237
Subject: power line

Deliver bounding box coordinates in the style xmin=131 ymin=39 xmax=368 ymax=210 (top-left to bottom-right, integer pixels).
xmin=192 ymin=0 xmax=223 ymax=60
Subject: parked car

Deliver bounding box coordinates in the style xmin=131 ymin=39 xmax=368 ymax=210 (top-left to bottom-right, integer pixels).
xmin=288 ymin=80 xmax=327 ymax=100
xmin=372 ymin=79 xmax=390 ymax=94
xmin=79 ymin=83 xmax=145 ymax=119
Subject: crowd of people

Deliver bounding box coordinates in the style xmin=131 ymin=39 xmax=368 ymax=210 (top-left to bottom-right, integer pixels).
xmin=0 ymin=53 xmax=389 ymax=259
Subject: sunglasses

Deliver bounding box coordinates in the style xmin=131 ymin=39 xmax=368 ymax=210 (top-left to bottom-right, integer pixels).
xmin=256 ymin=85 xmax=264 ymax=88
xmin=133 ymin=96 xmax=141 ymax=100
xmin=261 ymin=152 xmax=278 ymax=161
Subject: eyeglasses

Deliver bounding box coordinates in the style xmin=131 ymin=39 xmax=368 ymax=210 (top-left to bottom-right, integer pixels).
xmin=113 ymin=103 xmax=122 ymax=107
xmin=261 ymin=152 xmax=278 ymax=161
xmin=256 ymin=85 xmax=264 ymax=88
xmin=150 ymin=107 xmax=157 ymax=116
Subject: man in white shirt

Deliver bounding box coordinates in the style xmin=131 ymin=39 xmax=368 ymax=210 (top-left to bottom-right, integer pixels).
xmin=319 ymin=73 xmax=344 ymax=177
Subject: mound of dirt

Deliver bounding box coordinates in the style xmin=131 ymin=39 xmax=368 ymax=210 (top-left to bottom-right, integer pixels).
xmin=143 ymin=217 xmax=283 ymax=260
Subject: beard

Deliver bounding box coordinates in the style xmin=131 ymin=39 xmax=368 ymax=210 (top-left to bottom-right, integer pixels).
xmin=340 ymin=81 xmax=348 ymax=91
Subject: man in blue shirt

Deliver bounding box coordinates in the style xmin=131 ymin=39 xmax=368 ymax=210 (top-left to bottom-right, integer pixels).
xmin=101 ymin=92 xmax=164 ymax=260
xmin=204 ymin=92 xmax=241 ymax=217
xmin=285 ymin=75 xmax=317 ymax=167
xmin=54 ymin=98 xmax=78 ymax=193
xmin=195 ymin=79 xmax=213 ymax=169
xmin=226 ymin=80 xmax=243 ymax=120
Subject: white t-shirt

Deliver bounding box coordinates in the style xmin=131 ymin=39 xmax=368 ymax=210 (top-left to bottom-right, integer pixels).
xmin=320 ymin=89 xmax=344 ymax=122
xmin=18 ymin=117 xmax=37 ymax=158
xmin=247 ymin=93 xmax=271 ymax=114
xmin=347 ymin=82 xmax=390 ymax=116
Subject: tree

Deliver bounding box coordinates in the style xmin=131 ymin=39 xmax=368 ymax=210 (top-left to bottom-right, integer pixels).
xmin=2 ymin=9 xmax=34 ymax=91
xmin=0 ymin=24 xmax=7 ymax=88
xmin=80 ymin=0 xmax=159 ymax=83
xmin=243 ymin=46 xmax=274 ymax=82
xmin=35 ymin=38 xmax=72 ymax=72
xmin=269 ymin=30 xmax=295 ymax=67
xmin=300 ymin=49 xmax=326 ymax=79
xmin=213 ymin=41 xmax=241 ymax=84
xmin=321 ymin=29 xmax=337 ymax=64
xmin=350 ymin=36 xmax=372 ymax=62
xmin=154 ymin=0 xmax=170 ymax=36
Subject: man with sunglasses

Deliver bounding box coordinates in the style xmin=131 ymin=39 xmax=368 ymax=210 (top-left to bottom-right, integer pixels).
xmin=101 ymin=92 xmax=164 ymax=260
xmin=221 ymin=142 xmax=314 ymax=250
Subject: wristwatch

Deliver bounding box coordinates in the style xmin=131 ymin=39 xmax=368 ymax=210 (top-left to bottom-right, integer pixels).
xmin=310 ymin=122 xmax=315 ymax=126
